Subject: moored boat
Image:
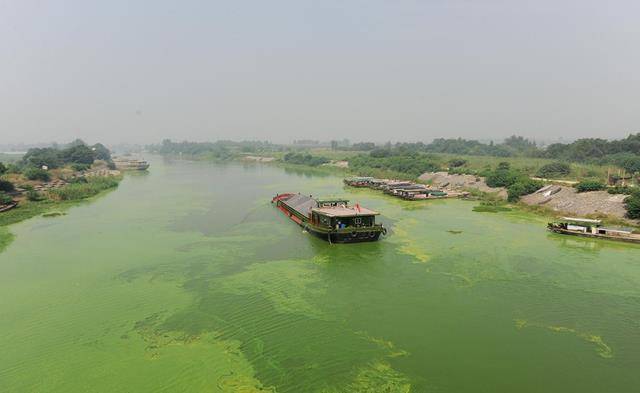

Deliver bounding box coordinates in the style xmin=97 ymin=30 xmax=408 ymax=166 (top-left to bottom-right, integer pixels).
xmin=272 ymin=193 xmax=386 ymax=243
xmin=112 ymin=158 xmax=150 ymax=171
xmin=547 ymin=217 xmax=640 ymax=244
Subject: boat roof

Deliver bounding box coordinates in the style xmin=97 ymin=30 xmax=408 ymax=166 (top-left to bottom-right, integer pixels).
xmin=600 ymin=227 xmax=634 ymax=234
xmin=312 ymin=206 xmax=379 ymax=217
xmin=561 ymin=217 xmax=602 ymax=224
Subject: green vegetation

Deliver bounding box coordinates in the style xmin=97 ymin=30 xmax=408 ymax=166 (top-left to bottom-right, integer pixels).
xmin=49 ymin=176 xmax=120 ymax=201
xmin=20 ymin=139 xmax=110 ymax=169
xmin=0 ymin=192 xmax=13 ymax=204
xmin=283 ymin=152 xmax=329 ymax=166
xmin=0 ymin=179 xmax=15 ymax=192
xmin=473 ymin=201 xmax=513 ymax=213
xmin=575 ymin=180 xmax=607 ymax=193
xmin=624 ymin=190 xmax=640 ymax=219
xmin=349 ymin=150 xmax=441 ymax=178
xmin=536 ymin=162 xmax=571 ymax=178
xmin=23 ymin=167 xmax=51 ymax=181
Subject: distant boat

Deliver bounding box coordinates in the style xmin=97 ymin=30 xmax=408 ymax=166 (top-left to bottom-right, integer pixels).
xmin=272 ymin=193 xmax=386 ymax=243
xmin=112 ymin=158 xmax=150 ymax=171
xmin=548 ymin=217 xmax=640 ymax=244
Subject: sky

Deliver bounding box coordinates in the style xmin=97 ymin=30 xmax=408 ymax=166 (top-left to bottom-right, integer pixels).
xmin=1 ymin=0 xmax=639 ymax=145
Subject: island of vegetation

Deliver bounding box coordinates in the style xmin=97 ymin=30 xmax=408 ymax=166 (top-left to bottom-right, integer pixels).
xmin=150 ymin=134 xmax=640 ymax=228
xmin=0 ymin=139 xmax=122 ymax=251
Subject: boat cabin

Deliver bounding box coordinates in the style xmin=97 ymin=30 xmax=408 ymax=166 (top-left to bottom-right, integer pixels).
xmin=311 ymin=203 xmax=379 ymax=230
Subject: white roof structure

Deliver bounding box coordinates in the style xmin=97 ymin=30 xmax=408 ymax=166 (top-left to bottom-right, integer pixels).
xmin=561 ymin=217 xmax=602 ymax=224
xmin=312 ymin=206 xmax=379 ymax=217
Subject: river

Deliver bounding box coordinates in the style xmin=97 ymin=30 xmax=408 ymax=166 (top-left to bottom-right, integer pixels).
xmin=1 ymin=157 xmax=639 ymax=392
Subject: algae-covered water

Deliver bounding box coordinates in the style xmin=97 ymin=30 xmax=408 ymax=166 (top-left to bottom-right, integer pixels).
xmin=1 ymin=158 xmax=639 ymax=392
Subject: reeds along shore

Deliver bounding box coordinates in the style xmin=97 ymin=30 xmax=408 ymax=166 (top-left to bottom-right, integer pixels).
xmin=343 ymin=177 xmax=469 ymax=201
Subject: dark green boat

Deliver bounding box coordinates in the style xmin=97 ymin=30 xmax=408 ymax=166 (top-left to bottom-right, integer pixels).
xmin=272 ymin=193 xmax=386 ymax=243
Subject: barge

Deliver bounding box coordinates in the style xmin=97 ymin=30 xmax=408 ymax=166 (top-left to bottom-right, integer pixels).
xmin=548 ymin=217 xmax=640 ymax=244
xmin=344 ymin=177 xmax=469 ymax=200
xmin=272 ymin=193 xmax=386 ymax=243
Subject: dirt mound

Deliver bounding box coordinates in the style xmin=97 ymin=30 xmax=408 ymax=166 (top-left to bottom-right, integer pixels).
xmin=418 ymin=172 xmax=507 ymax=198
xmin=521 ymin=185 xmax=631 ymax=220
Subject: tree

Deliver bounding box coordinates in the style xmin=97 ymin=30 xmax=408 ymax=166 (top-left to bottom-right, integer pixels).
xmin=23 ymin=167 xmax=51 ymax=182
xmin=91 ymin=143 xmax=112 ymax=161
xmin=60 ymin=144 xmax=96 ymax=165
xmin=0 ymin=179 xmax=15 ymax=192
xmin=22 ymin=148 xmax=63 ymax=168
xmin=0 ymin=162 xmax=6 ymax=175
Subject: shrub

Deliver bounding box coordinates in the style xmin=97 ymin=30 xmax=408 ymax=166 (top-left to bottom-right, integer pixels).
xmin=608 ymin=186 xmax=635 ymax=195
xmin=0 ymin=162 xmax=6 ymax=175
xmin=537 ymin=162 xmax=571 ymax=178
xmin=507 ymin=179 xmax=544 ymax=202
xmin=448 ymin=158 xmax=467 ymax=168
xmin=0 ymin=192 xmax=13 ymax=204
xmin=575 ymin=180 xmax=606 ymax=193
xmin=485 ymin=164 xmax=521 ymax=188
xmin=0 ymin=179 xmax=15 ymax=192
xmin=23 ymin=167 xmax=51 ymax=182
xmin=624 ymin=191 xmax=640 ymax=219
xmin=71 ymin=163 xmax=91 ymax=171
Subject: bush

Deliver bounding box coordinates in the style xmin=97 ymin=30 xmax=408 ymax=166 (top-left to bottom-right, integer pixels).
xmin=485 ymin=164 xmax=521 ymax=188
xmin=448 ymin=158 xmax=467 ymax=168
xmin=575 ymin=180 xmax=606 ymax=193
xmin=23 ymin=167 xmax=51 ymax=182
xmin=624 ymin=191 xmax=640 ymax=219
xmin=48 ymin=176 xmax=119 ymax=201
xmin=608 ymin=185 xmax=635 ymax=195
xmin=507 ymin=179 xmax=544 ymax=202
xmin=0 ymin=192 xmax=13 ymax=204
xmin=71 ymin=163 xmax=91 ymax=171
xmin=0 ymin=179 xmax=15 ymax=192
xmin=537 ymin=162 xmax=571 ymax=178
xmin=0 ymin=162 xmax=6 ymax=175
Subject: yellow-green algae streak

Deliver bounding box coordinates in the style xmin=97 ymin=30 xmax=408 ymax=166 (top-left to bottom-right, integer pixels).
xmin=1 ymin=158 xmax=640 ymax=392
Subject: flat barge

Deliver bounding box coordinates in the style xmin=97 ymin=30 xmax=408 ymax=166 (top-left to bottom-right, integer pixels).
xmin=272 ymin=193 xmax=386 ymax=243
xmin=344 ymin=177 xmax=469 ymax=200
xmin=548 ymin=217 xmax=640 ymax=244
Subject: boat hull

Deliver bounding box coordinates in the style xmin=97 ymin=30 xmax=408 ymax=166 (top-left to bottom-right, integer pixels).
xmin=548 ymin=227 xmax=640 ymax=244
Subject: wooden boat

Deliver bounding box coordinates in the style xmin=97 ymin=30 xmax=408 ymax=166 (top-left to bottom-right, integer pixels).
xmin=112 ymin=158 xmax=150 ymax=171
xmin=548 ymin=217 xmax=640 ymax=244
xmin=343 ymin=177 xmax=374 ymax=187
xmin=272 ymin=193 xmax=386 ymax=243
xmin=0 ymin=201 xmax=18 ymax=213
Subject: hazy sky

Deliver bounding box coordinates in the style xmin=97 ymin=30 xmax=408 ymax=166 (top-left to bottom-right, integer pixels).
xmin=1 ymin=1 xmax=639 ymax=145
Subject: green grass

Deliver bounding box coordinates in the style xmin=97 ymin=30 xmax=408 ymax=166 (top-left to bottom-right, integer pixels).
xmin=49 ymin=176 xmax=120 ymax=201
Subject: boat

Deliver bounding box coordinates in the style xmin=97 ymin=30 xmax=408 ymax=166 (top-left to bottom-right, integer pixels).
xmin=112 ymin=158 xmax=150 ymax=171
xmin=343 ymin=177 xmax=374 ymax=187
xmin=547 ymin=217 xmax=640 ymax=244
xmin=272 ymin=193 xmax=386 ymax=243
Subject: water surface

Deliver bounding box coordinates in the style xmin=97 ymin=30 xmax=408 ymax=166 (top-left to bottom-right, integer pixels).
xmin=1 ymin=158 xmax=639 ymax=392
